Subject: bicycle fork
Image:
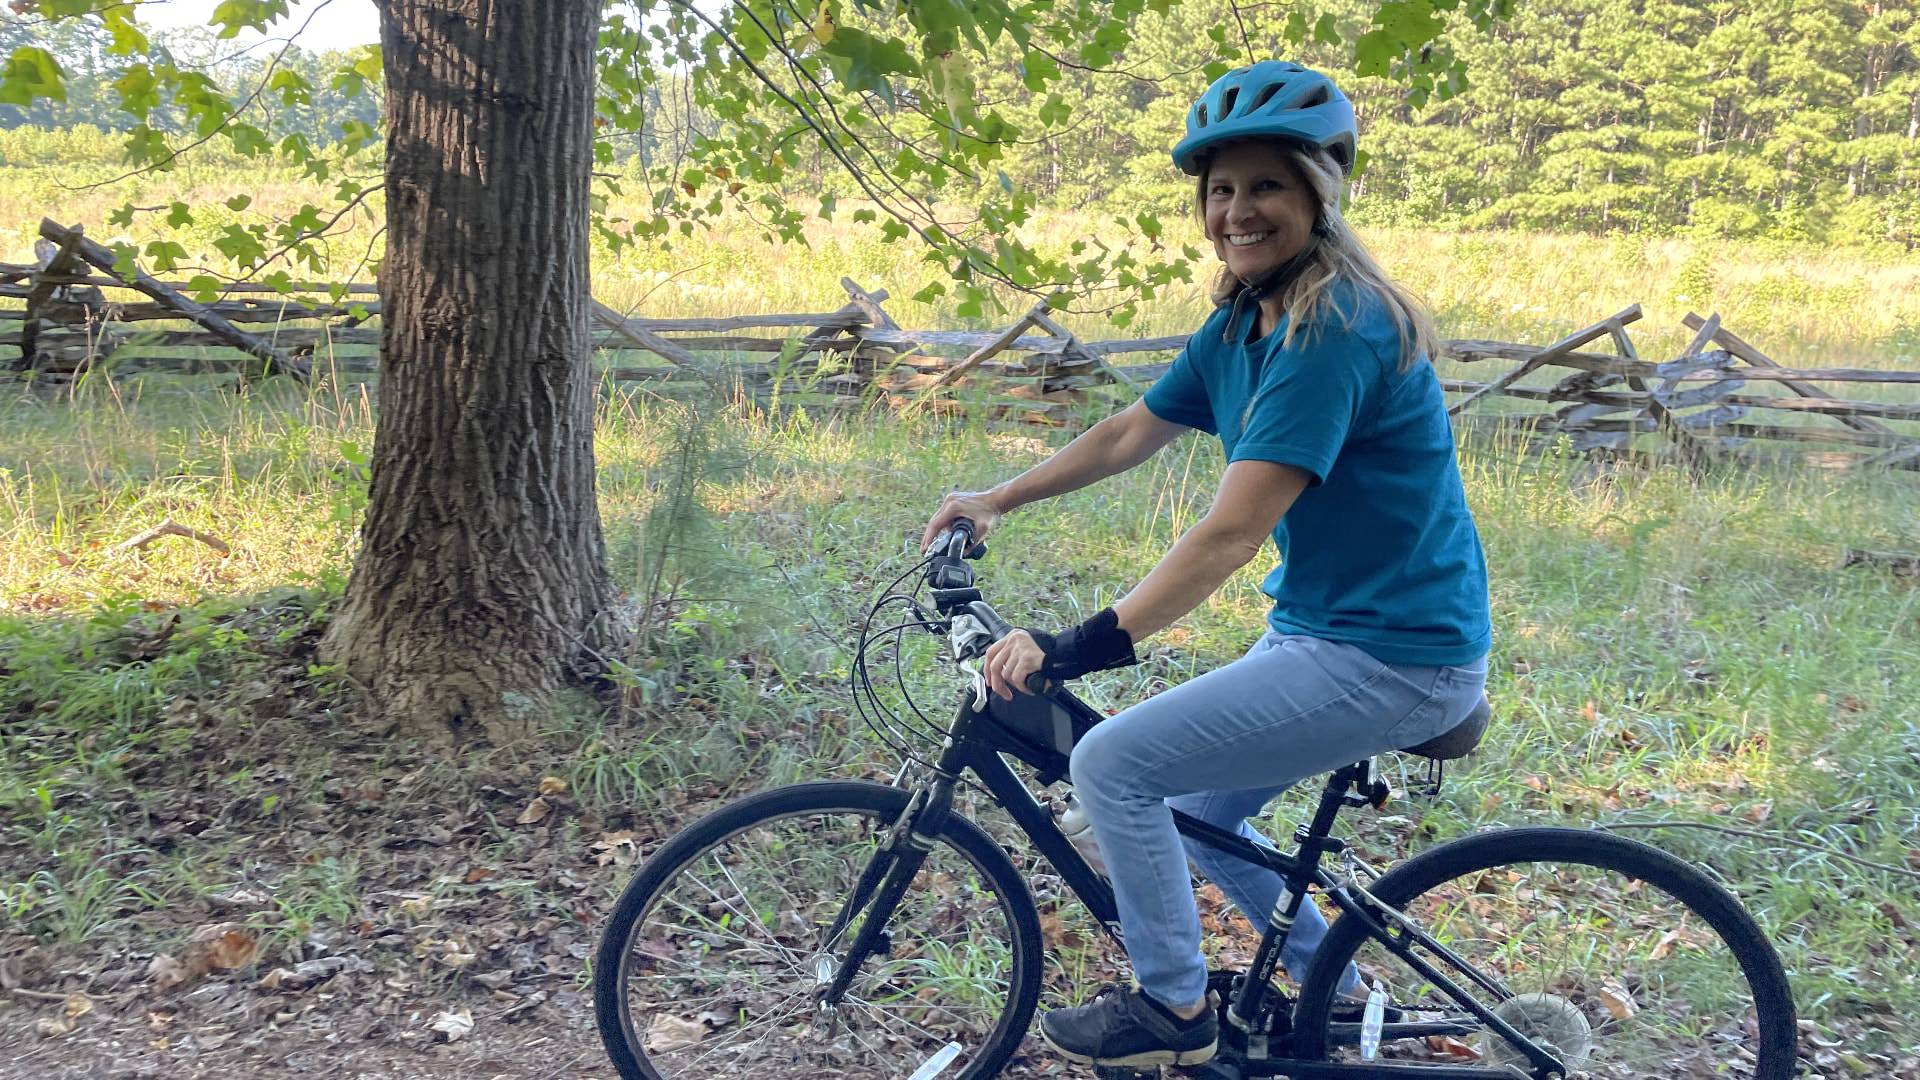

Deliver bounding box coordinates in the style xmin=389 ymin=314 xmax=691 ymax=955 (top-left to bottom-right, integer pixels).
xmin=814 ymin=773 xmax=957 ymax=1013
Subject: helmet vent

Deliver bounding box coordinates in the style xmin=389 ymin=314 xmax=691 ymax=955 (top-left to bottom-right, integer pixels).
xmin=1249 ymin=84 xmax=1282 ymax=112
xmin=1300 ymin=86 xmax=1331 ymax=109
xmin=1220 ymin=87 xmax=1240 ymax=117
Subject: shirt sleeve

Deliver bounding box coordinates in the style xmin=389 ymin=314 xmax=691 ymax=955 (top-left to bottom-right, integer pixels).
xmin=1229 ymin=333 xmax=1382 ymax=484
xmin=1142 ymin=344 xmax=1217 ymax=434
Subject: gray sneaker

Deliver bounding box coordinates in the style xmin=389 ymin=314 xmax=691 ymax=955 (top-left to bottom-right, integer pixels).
xmin=1039 ymin=984 xmax=1219 ymax=1069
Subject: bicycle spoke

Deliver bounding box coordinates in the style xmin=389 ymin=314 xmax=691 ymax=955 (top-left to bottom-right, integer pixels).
xmin=1325 ymin=852 xmax=1780 ymax=1077
xmin=603 ymin=798 xmax=1030 ymax=1080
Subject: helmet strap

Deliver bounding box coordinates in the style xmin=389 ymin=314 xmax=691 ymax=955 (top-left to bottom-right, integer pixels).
xmin=1239 ymin=218 xmax=1331 ymax=303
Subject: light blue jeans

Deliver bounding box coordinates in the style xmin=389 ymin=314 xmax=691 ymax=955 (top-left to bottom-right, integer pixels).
xmin=1068 ymin=632 xmax=1489 ymax=1010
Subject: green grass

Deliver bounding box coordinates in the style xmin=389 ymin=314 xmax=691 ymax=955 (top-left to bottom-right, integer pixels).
xmin=4 ymin=380 xmax=1914 ymax=1043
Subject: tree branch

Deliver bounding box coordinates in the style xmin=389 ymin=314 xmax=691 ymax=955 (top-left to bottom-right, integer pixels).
xmin=71 ymin=0 xmax=343 ymax=191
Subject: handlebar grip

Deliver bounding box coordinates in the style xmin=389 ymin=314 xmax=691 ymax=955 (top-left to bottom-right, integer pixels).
xmin=1023 ymin=671 xmax=1050 ymax=695
xmin=928 ymin=517 xmax=975 ymax=559
xmin=965 ymin=600 xmax=1012 ymax=640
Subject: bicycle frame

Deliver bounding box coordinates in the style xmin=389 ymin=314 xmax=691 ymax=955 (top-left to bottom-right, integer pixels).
xmin=828 ymin=684 xmax=1569 ymax=1079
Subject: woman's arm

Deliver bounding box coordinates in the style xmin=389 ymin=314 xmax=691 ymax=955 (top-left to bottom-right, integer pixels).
xmin=980 ymin=458 xmax=1311 ymax=699
xmin=1110 ymin=459 xmax=1309 ymax=641
xmin=920 ymin=399 xmax=1189 ymax=550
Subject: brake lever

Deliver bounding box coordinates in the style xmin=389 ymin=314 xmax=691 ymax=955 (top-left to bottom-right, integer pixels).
xmin=957 ymin=661 xmax=990 ymax=713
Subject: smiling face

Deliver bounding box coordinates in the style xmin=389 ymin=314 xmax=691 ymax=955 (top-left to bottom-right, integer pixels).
xmin=1201 ymin=140 xmax=1321 ymax=283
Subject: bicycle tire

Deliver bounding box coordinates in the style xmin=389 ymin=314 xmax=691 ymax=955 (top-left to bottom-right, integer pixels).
xmin=1292 ymin=826 xmax=1796 ymax=1078
xmin=594 ymin=780 xmax=1044 ymax=1080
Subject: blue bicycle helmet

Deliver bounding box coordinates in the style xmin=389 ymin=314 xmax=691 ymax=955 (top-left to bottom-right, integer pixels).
xmin=1171 ymin=61 xmax=1357 ymax=176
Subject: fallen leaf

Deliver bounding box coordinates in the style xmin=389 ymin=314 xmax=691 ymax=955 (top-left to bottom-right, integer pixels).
xmin=147 ymin=953 xmax=188 ymax=991
xmin=1428 ymin=1034 xmax=1480 ymax=1059
xmin=62 ymin=994 xmax=91 ymax=1020
xmin=1595 ymin=980 xmax=1638 ymax=1020
xmin=35 ymin=1014 xmax=74 ymax=1038
xmin=183 ymin=923 xmax=257 ymax=974
xmin=645 ymin=1013 xmax=708 ymax=1053
xmin=538 ymin=776 xmax=568 ymax=796
xmin=516 ymin=796 xmax=551 ymax=825
xmin=430 ymin=1008 xmax=474 ymax=1042
xmin=464 ymin=866 xmax=496 ymax=884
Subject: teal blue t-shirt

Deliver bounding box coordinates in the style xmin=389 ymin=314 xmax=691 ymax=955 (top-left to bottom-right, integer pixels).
xmin=1143 ymin=280 xmax=1490 ymax=665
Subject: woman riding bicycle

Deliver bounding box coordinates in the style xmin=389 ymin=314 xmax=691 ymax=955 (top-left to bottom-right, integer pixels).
xmin=921 ymin=60 xmax=1492 ymax=1070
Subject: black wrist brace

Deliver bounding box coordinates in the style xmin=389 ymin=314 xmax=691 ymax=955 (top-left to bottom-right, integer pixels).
xmin=1026 ymin=607 xmax=1138 ymax=683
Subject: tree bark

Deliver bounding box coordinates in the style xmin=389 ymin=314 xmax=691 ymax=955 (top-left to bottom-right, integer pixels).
xmin=322 ymin=0 xmax=620 ymax=744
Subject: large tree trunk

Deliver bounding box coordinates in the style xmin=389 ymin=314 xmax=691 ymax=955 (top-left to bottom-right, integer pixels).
xmin=323 ymin=0 xmax=620 ymax=744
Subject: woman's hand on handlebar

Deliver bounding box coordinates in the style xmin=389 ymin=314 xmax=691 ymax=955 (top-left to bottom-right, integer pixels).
xmin=921 ymin=490 xmax=1008 ymax=553
xmin=982 ymin=629 xmax=1047 ymax=701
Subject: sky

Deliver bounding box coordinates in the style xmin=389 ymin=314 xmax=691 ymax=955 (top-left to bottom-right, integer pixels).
xmin=137 ymin=0 xmax=380 ymax=53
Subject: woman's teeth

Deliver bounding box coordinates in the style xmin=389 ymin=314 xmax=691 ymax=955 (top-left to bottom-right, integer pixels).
xmin=1228 ymin=231 xmax=1273 ymax=247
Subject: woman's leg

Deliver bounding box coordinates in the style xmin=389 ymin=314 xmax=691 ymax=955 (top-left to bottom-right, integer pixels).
xmin=1067 ymin=635 xmax=1483 ymax=1010
xmin=1168 ymin=786 xmax=1361 ymax=994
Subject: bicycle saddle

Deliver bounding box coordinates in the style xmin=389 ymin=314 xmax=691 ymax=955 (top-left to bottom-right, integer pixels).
xmin=1403 ymin=695 xmax=1491 ymax=760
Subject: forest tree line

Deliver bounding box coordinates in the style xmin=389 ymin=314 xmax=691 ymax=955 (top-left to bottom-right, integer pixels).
xmin=2 ymin=0 xmax=1914 ymax=246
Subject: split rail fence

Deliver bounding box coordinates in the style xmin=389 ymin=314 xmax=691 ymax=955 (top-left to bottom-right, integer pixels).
xmin=5 ymin=218 xmax=1917 ymax=472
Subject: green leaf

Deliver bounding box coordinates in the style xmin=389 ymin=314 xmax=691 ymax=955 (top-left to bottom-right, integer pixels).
xmin=1020 ymin=50 xmax=1060 ymax=92
xmin=912 ymin=281 xmax=947 ymax=304
xmin=0 ymin=47 xmax=65 ymax=107
xmin=351 ymin=46 xmax=383 ymax=85
xmin=210 ymin=0 xmax=292 ymax=39
xmin=108 ymin=204 xmax=137 ymax=228
xmin=212 ymin=225 xmax=269 ymax=268
xmin=167 ymin=203 xmax=195 ymax=228
xmin=266 ymin=68 xmax=314 ymax=107
xmin=228 ymin=124 xmax=272 ymax=157
xmin=185 ymin=275 xmax=222 ymax=304
xmin=143 ymin=240 xmax=189 ymax=273
xmin=338 ymin=120 xmax=379 ymax=154
xmin=1354 ymin=30 xmax=1396 ymax=79
xmin=1284 ymin=12 xmax=1309 ymax=44
xmin=113 ymin=65 xmax=159 ymax=119
xmin=878 ymin=218 xmax=910 ymax=243
xmin=818 ymin=28 xmax=918 ymax=102
xmin=226 ymin=194 xmax=252 ymax=212
xmin=124 ymin=125 xmax=172 ymax=167
xmin=1314 ymin=13 xmax=1343 ymax=45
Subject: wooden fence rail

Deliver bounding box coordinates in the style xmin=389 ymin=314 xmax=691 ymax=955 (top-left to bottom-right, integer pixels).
xmin=4 ymin=219 xmax=1917 ymax=471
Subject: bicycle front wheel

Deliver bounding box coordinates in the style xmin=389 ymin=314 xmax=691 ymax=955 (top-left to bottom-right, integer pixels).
xmin=1293 ymin=827 xmax=1796 ymax=1079
xmin=594 ymin=780 xmax=1043 ymax=1080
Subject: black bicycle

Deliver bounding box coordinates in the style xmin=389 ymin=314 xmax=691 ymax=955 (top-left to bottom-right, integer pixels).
xmin=593 ymin=521 xmax=1796 ymax=1080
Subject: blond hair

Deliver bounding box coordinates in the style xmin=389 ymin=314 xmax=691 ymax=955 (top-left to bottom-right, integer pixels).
xmin=1195 ymin=143 xmax=1437 ymax=370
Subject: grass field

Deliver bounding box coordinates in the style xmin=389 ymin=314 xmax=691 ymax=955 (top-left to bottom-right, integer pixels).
xmin=2 ymin=157 xmax=1918 ymax=1071
xmin=1 ymin=373 xmax=1917 ymax=1066
xmin=6 ymin=137 xmax=1920 ymax=371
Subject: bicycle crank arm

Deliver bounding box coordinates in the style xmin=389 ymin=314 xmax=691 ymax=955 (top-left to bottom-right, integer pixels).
xmin=1324 ymin=1018 xmax=1483 ymax=1043
xmin=1235 ymin=1062 xmax=1527 ymax=1079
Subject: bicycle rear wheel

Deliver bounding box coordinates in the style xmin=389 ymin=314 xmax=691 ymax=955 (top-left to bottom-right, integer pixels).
xmin=594 ymin=780 xmax=1043 ymax=1080
xmin=1293 ymin=827 xmax=1796 ymax=1079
